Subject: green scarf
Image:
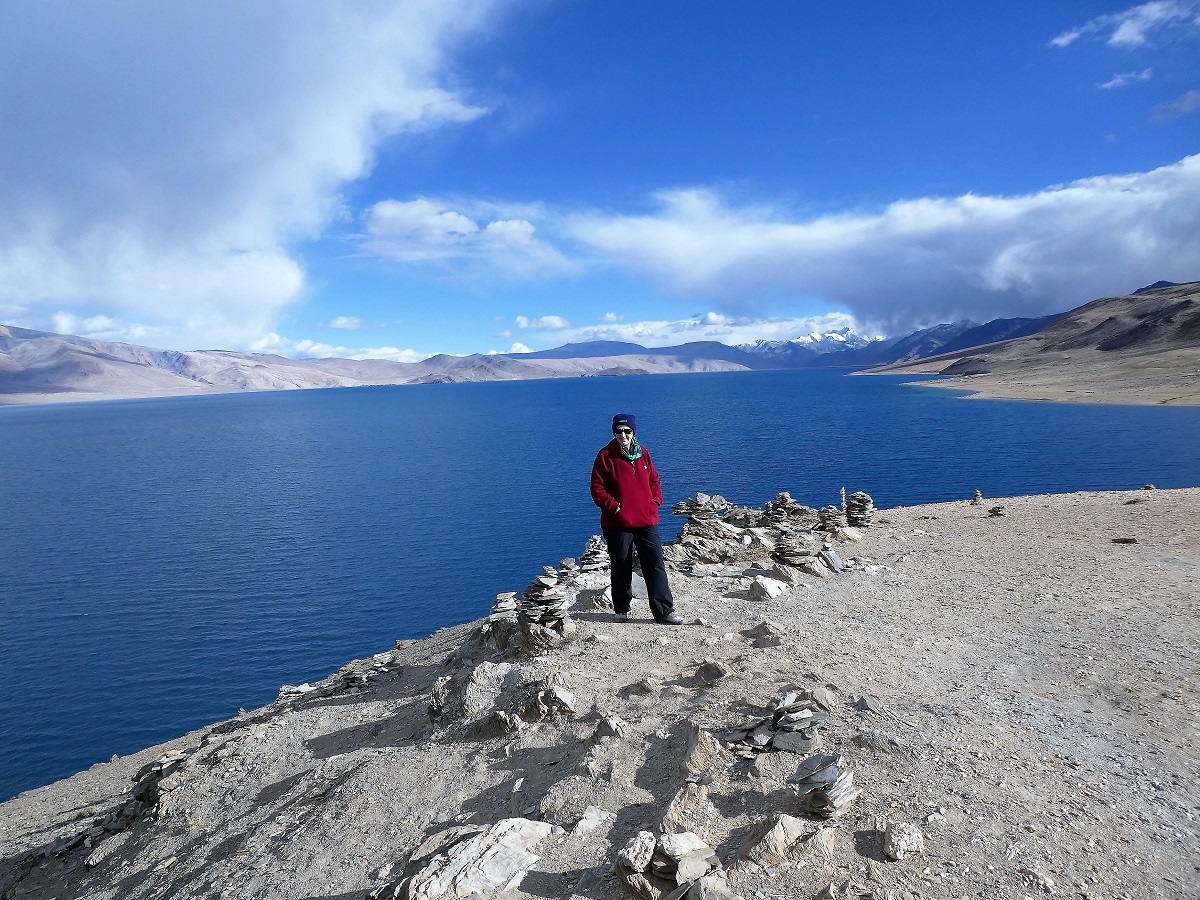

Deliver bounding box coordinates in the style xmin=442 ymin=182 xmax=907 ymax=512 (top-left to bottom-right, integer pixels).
xmin=621 ymin=436 xmax=643 ymax=463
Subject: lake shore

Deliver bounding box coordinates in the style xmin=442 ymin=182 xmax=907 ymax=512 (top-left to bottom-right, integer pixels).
xmin=2 ymin=487 xmax=1197 ymax=900
xmin=9 ymin=357 xmax=1200 ymax=410
xmin=892 ymin=363 xmax=1200 ymax=406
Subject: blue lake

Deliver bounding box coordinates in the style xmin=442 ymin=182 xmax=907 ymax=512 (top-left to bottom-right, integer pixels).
xmin=3 ymin=369 xmax=1200 ymax=800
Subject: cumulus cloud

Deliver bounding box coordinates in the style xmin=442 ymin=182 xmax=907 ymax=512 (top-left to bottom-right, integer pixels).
xmin=326 ymin=316 xmax=364 ymax=330
xmin=569 ymin=154 xmax=1200 ymax=334
xmin=508 ymin=341 xmax=534 ymax=353
xmin=250 ymin=334 xmax=355 ymax=359
xmin=1098 ymin=68 xmax=1154 ymax=88
xmin=558 ymin=312 xmax=862 ymax=347
xmin=600 ymin=311 xmax=624 ymax=322
xmin=1151 ymin=88 xmax=1200 ymax=120
xmin=515 ymin=314 xmax=571 ymax=329
xmin=363 ymin=197 xmax=572 ymax=275
xmin=1049 ymin=1 xmax=1200 ymax=48
xmin=250 ymin=333 xmax=430 ymax=362
xmin=47 ymin=312 xmax=160 ymax=344
xmin=0 ymin=0 xmax=509 ymax=350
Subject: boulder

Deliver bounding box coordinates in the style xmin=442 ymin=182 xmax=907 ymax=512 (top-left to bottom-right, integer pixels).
xmin=389 ymin=818 xmax=553 ymax=900
xmin=738 ymin=813 xmax=808 ymax=865
xmin=617 ymin=831 xmax=658 ymax=875
xmin=747 ymin=575 xmax=788 ymax=601
xmin=681 ymin=725 xmax=729 ymax=777
xmin=661 ymin=783 xmax=720 ymax=844
xmin=882 ymin=822 xmax=925 ymax=860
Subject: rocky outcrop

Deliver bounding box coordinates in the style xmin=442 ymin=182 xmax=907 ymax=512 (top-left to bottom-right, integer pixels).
xmin=5 ymin=487 xmax=1198 ymax=900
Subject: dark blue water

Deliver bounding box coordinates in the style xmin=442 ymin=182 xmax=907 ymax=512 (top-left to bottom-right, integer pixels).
xmin=2 ymin=370 xmax=1199 ymax=800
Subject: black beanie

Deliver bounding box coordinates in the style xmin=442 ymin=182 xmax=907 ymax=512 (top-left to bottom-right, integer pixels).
xmin=612 ymin=413 xmax=636 ymax=433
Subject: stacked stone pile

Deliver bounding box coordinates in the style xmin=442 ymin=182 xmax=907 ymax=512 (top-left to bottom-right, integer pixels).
xmin=488 ymin=591 xmax=518 ymax=622
xmin=671 ymin=491 xmax=732 ymax=517
xmin=762 ymin=491 xmax=818 ymax=527
xmin=518 ymin=566 xmax=572 ymax=627
xmin=970 ymin=489 xmax=984 ymax=505
xmin=791 ymin=753 xmax=860 ymax=818
xmin=727 ymin=691 xmax=829 ymax=756
xmin=844 ymin=491 xmax=875 ymax=527
xmin=816 ymin=505 xmax=846 ymax=531
xmin=278 ymin=651 xmax=400 ymax=703
xmin=578 ymin=535 xmax=609 ymax=572
xmin=616 ymin=830 xmax=726 ymax=900
xmin=770 ymin=535 xmax=833 ymax=578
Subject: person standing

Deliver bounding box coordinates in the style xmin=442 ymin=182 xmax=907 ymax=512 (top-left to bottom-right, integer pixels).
xmin=589 ymin=413 xmax=683 ymax=624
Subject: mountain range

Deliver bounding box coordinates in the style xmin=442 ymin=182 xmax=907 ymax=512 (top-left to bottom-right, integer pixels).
xmin=873 ymin=280 xmax=1200 ymax=405
xmin=1 ymin=284 xmax=1194 ymax=404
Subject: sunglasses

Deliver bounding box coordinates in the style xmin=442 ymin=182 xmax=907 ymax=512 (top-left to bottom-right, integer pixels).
xmin=614 ymin=428 xmax=634 ymax=435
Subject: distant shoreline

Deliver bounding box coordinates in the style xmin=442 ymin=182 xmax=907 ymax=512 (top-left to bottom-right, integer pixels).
xmin=8 ymin=363 xmax=1199 ymax=410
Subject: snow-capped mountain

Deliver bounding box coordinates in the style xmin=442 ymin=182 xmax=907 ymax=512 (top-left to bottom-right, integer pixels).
xmin=739 ymin=327 xmax=880 ymax=354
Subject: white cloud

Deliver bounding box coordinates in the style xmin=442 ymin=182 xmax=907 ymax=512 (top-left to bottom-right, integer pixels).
xmin=515 ymin=314 xmax=571 ymax=329
xmin=569 ymin=154 xmax=1200 ymax=334
xmin=1098 ymin=68 xmax=1154 ymax=89
xmin=1049 ymin=1 xmax=1200 ymax=48
xmin=0 ymin=0 xmax=510 ymax=350
xmin=600 ymin=311 xmax=624 ymax=322
xmin=509 ymin=341 xmax=533 ymax=353
xmin=326 ymin=316 xmax=363 ymax=330
xmin=47 ymin=312 xmax=161 ymax=344
xmin=1151 ymin=88 xmax=1200 ymax=120
xmin=250 ymin=333 xmax=354 ymax=359
xmin=363 ymin=197 xmax=572 ymax=275
xmin=249 ymin=333 xmax=430 ymax=362
xmin=558 ymin=312 xmax=861 ymax=347
xmin=350 ymin=346 xmax=430 ymax=363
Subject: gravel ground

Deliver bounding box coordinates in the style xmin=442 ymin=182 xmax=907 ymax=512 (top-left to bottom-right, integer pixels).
xmin=2 ymin=488 xmax=1197 ymax=900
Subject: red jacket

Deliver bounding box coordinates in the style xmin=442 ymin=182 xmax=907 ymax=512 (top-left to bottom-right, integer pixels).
xmin=590 ymin=439 xmax=663 ymax=529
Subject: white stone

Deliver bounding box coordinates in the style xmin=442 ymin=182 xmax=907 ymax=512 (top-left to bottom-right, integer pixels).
xmin=618 ymin=831 xmax=658 ymax=874
xmin=748 ymin=575 xmax=788 ymax=601
xmin=405 ymin=818 xmax=552 ymax=899
xmin=572 ymin=806 xmax=614 ymax=835
xmin=658 ymin=830 xmax=709 ymax=859
xmin=882 ymin=822 xmax=926 ymax=860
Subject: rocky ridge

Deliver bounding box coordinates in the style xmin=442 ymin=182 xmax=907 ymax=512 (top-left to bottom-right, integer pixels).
xmin=871 ymin=281 xmax=1200 ymax=405
xmin=1 ymin=487 xmax=1197 ymax=900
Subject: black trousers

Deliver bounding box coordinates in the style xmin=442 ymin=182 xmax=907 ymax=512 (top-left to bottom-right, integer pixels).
xmin=602 ymin=525 xmax=675 ymax=621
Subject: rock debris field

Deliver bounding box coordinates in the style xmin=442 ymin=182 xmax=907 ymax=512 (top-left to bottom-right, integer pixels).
xmin=1 ymin=487 xmax=1198 ymax=900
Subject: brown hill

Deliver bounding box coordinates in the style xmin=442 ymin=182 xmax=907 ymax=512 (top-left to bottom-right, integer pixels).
xmin=871 ymin=281 xmax=1200 ymax=405
xmin=0 ymin=326 xmax=748 ymax=405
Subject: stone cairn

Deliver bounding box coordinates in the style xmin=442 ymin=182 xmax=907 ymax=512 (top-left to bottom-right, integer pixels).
xmin=484 ymin=543 xmax=608 ymax=653
xmin=668 ymin=491 xmax=820 ymax=566
xmin=727 ymin=691 xmax=829 ymax=756
xmin=577 ymin=535 xmax=609 ymax=572
xmin=844 ymin=491 xmax=875 ymax=527
xmin=617 ymin=830 xmax=723 ymax=899
xmin=970 ymin=489 xmax=984 ymax=505
xmin=791 ymin=753 xmax=861 ymax=819
xmin=815 ymin=504 xmax=846 ymax=532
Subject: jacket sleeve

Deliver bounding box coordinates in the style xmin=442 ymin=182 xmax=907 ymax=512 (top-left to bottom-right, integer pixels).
xmin=646 ymin=450 xmax=663 ymax=506
xmin=590 ymin=451 xmax=620 ymax=514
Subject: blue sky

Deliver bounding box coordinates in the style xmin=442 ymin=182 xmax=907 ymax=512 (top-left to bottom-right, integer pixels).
xmin=1 ymin=1 xmax=1198 ymax=359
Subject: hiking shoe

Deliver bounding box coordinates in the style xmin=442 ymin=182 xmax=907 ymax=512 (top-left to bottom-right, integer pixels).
xmin=658 ymin=612 xmax=685 ymax=625
xmin=614 ymin=612 xmax=630 ymax=623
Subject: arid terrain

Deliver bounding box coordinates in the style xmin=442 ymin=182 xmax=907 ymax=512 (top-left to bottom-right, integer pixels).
xmin=874 ymin=282 xmax=1200 ymax=406
xmin=4 ymin=281 xmax=1198 ymax=408
xmin=2 ymin=487 xmax=1197 ymax=900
